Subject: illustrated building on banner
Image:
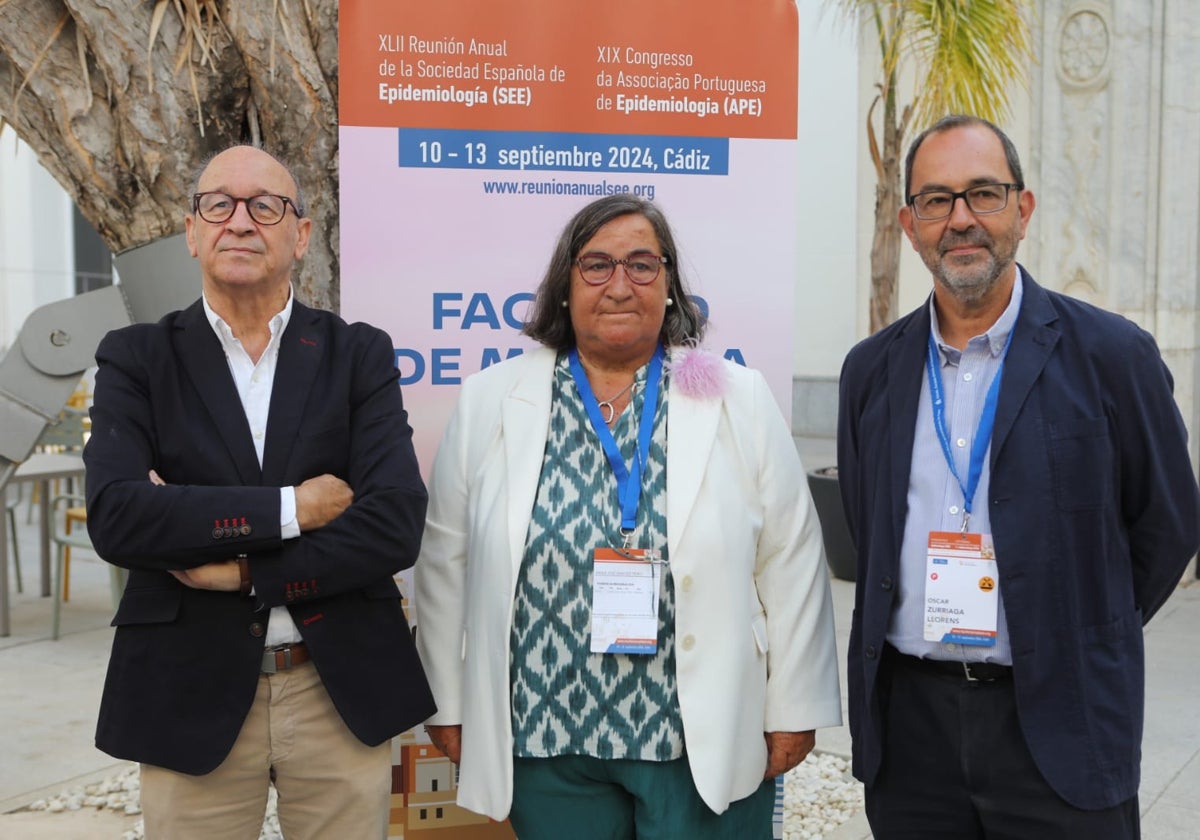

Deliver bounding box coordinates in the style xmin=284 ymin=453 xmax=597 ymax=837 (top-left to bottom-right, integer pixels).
xmin=392 ymin=582 xmax=516 ymax=838
xmin=389 ymin=736 xmax=516 ymax=839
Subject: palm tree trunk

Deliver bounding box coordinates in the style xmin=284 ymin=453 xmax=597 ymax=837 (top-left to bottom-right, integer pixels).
xmin=869 ymin=92 xmax=903 ymax=333
xmin=0 ymin=0 xmax=340 ymax=310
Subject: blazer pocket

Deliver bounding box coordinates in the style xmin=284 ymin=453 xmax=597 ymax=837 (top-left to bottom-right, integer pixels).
xmin=111 ymin=587 xmax=181 ymax=627
xmin=299 ymin=423 xmax=349 ymax=443
xmin=1078 ymin=610 xmax=1143 ymax=765
xmin=296 ymin=424 xmax=350 ymax=475
xmin=1049 ymin=416 xmax=1113 ymax=511
xmin=751 ymin=613 xmax=769 ymax=655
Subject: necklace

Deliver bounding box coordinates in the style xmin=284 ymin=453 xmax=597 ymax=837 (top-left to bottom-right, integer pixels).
xmin=597 ymin=380 xmax=636 ymax=424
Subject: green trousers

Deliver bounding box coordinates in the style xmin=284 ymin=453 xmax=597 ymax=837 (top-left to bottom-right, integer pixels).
xmin=509 ymin=754 xmax=775 ymax=839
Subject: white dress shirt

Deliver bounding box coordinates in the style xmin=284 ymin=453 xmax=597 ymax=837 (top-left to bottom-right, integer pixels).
xmin=888 ymin=273 xmax=1024 ymax=665
xmin=202 ymin=291 xmax=301 ymax=646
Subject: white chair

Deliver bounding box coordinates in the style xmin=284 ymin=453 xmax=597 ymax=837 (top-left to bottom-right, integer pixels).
xmin=51 ymin=494 xmax=124 ymax=640
xmin=4 ymin=484 xmax=23 ymax=594
xmin=25 ymin=407 xmax=88 ymax=523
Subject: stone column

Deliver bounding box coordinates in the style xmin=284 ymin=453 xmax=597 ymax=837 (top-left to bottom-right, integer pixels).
xmin=1155 ymin=2 xmax=1200 ymax=469
xmin=1027 ymin=0 xmax=1200 ymax=468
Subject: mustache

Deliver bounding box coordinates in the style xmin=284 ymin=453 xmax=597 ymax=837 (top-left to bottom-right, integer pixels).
xmin=938 ymin=230 xmax=992 ymax=253
xmin=217 ymin=241 xmax=264 ymax=253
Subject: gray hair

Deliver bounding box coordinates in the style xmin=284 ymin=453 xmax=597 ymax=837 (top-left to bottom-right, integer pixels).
xmin=189 ymin=144 xmax=307 ymax=216
xmin=904 ymin=114 xmax=1024 ymax=200
xmin=522 ymin=194 xmax=706 ymax=350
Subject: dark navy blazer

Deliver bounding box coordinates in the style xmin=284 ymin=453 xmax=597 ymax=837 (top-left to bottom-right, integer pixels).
xmin=86 ymin=299 xmax=435 ymax=774
xmin=838 ymin=268 xmax=1200 ymax=809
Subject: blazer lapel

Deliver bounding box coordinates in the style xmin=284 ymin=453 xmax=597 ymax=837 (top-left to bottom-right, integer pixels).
xmin=887 ymin=308 xmax=929 ymax=546
xmin=502 ymin=350 xmax=556 ymax=574
xmin=665 ymin=382 xmax=721 ymax=560
xmin=175 ymin=302 xmax=262 ymax=485
xmin=991 ymin=270 xmax=1060 ymax=463
xmin=261 ymin=302 xmax=323 ymax=486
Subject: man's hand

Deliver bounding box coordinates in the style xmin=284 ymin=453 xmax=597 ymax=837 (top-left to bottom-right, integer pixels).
xmin=763 ymin=730 xmax=816 ymax=778
xmin=153 ymin=470 xmax=242 ymax=590
xmin=295 ymin=474 xmax=353 ymax=531
xmin=425 ymin=724 xmax=462 ymax=764
xmin=170 ymin=560 xmax=241 ymax=591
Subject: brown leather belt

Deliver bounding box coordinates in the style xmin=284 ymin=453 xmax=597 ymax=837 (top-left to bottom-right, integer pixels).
xmin=262 ymin=642 xmax=310 ymax=674
xmin=886 ymin=644 xmax=1012 ymax=683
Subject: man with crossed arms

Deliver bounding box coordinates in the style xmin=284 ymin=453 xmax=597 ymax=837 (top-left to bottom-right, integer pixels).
xmin=86 ymin=145 xmax=434 ymax=838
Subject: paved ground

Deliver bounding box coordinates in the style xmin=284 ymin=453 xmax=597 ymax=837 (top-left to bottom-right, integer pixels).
xmin=0 ymin=510 xmax=140 ymax=837
xmin=3 ymin=439 xmax=1199 ymax=838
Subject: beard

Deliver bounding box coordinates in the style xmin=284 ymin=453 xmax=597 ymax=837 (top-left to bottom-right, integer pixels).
xmin=923 ymin=227 xmax=1018 ymax=307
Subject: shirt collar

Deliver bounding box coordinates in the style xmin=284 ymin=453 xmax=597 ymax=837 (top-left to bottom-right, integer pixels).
xmin=202 ymin=286 xmax=295 ymax=348
xmin=928 ymin=266 xmax=1024 ymax=361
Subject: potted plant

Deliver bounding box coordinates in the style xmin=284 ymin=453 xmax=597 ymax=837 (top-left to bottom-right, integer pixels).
xmin=807 ymin=465 xmax=857 ymax=581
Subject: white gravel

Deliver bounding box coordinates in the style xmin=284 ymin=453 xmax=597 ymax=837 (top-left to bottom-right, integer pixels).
xmin=782 ymin=751 xmax=865 ymax=839
xmin=22 ymin=764 xmax=283 ymax=840
xmin=21 ymin=751 xmax=863 ymax=839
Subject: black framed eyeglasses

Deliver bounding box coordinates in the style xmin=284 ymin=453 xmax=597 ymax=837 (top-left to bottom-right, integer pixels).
xmin=574 ymin=252 xmax=669 ymax=286
xmin=192 ymin=192 xmax=304 ymax=225
xmin=907 ymin=183 xmax=1021 ymax=220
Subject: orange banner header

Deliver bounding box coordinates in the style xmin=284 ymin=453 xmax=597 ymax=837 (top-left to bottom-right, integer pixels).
xmin=340 ymin=0 xmax=799 ymax=139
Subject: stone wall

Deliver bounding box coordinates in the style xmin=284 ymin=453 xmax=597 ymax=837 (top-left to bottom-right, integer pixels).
xmin=1026 ymin=0 xmax=1200 ymax=466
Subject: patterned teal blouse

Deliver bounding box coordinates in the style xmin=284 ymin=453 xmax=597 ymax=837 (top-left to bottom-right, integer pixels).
xmin=510 ymin=351 xmax=684 ymax=761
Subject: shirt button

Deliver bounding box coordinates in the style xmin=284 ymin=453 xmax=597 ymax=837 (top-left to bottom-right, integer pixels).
xmin=880 ymin=576 xmax=894 ymax=591
xmin=681 ymin=635 xmax=695 ymax=651
xmin=249 ymin=622 xmax=265 ymax=638
xmin=680 ymin=575 xmax=693 ymax=592
xmin=963 ymin=372 xmax=973 ymax=382
xmin=949 ymin=505 xmax=960 ymax=515
xmin=956 ymin=438 xmax=967 ymax=447
xmin=865 ymin=645 xmax=878 ymax=659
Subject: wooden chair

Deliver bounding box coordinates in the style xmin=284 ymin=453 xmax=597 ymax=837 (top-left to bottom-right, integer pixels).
xmin=62 ymin=503 xmax=89 ymax=601
xmin=65 ymin=380 xmax=92 ymax=411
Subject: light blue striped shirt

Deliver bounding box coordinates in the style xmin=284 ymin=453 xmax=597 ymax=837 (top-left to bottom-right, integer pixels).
xmin=888 ymin=272 xmax=1024 ymax=665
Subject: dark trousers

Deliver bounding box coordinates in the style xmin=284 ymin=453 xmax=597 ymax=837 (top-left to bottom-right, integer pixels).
xmin=510 ymin=755 xmax=775 ymax=840
xmin=865 ymin=646 xmax=1140 ymax=840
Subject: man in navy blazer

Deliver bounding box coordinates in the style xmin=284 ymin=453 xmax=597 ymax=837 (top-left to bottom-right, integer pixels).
xmin=838 ymin=115 xmax=1200 ymax=838
xmin=85 ymin=145 xmax=434 ymax=838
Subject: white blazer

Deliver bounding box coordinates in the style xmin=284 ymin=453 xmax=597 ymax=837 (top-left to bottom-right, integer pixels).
xmin=415 ymin=347 xmax=841 ymax=819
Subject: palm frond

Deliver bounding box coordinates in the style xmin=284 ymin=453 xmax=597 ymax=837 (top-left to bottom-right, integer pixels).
xmin=905 ymin=0 xmax=1035 ymax=129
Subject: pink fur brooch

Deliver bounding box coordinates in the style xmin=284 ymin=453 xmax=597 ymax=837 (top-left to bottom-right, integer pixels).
xmin=667 ymin=345 xmax=727 ymax=399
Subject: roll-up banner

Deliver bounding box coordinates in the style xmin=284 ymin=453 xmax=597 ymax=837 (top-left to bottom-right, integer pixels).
xmin=339 ymin=3 xmax=799 ymax=836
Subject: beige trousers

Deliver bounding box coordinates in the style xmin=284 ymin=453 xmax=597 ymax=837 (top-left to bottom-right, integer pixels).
xmin=140 ymin=661 xmax=391 ymax=840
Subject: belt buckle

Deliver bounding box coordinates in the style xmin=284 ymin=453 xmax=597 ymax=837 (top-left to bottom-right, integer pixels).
xmin=961 ymin=661 xmax=979 ymax=683
xmin=262 ymin=644 xmax=293 ymax=675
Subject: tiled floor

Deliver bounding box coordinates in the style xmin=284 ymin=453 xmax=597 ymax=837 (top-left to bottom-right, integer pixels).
xmin=4 ymin=445 xmax=1200 ymax=839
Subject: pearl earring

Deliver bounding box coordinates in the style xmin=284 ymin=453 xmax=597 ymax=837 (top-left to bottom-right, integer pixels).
xmin=666 ymin=297 xmax=674 ymax=306
xmin=561 ymin=300 xmax=569 ymax=308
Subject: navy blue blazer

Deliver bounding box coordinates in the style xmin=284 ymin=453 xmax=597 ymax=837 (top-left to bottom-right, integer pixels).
xmin=838 ymin=268 xmax=1200 ymax=809
xmin=86 ymin=299 xmax=435 ymax=775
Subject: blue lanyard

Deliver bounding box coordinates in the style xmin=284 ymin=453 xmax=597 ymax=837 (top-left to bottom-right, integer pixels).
xmin=568 ymin=345 xmax=664 ymax=539
xmin=926 ymin=329 xmax=1014 ymax=530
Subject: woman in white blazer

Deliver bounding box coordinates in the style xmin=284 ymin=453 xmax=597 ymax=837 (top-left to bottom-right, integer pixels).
xmin=415 ymin=195 xmax=841 ymax=839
